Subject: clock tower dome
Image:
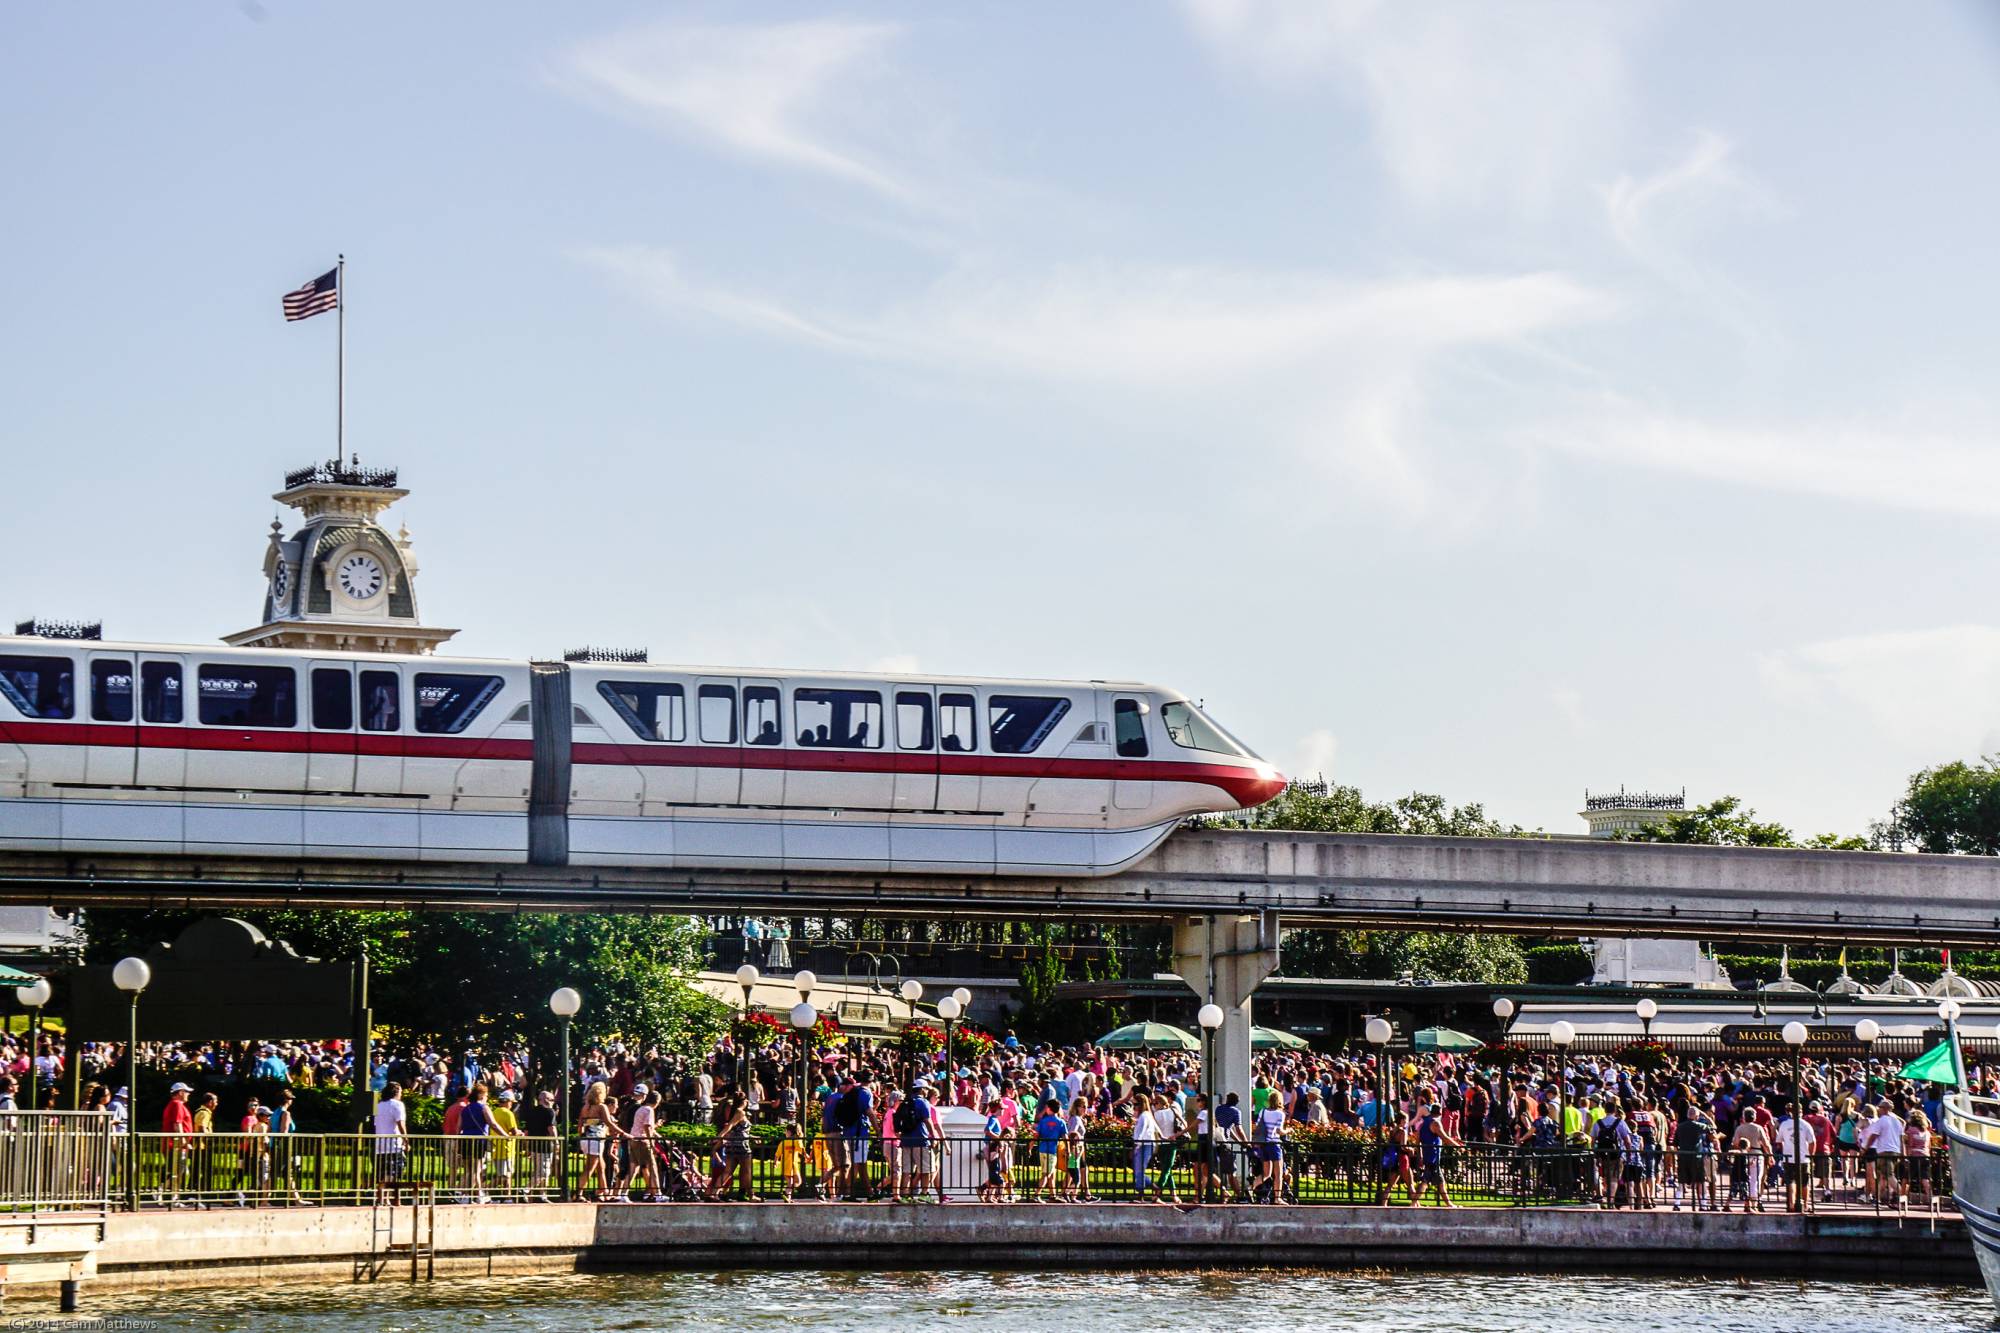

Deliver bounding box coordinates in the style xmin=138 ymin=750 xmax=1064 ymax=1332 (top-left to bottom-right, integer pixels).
xmin=224 ymin=461 xmax=458 ymax=655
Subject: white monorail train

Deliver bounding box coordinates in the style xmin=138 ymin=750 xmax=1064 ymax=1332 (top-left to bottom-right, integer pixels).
xmin=0 ymin=637 xmax=1284 ymax=876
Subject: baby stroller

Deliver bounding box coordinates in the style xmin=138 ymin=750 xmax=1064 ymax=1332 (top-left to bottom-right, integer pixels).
xmin=652 ymin=1142 xmax=708 ymax=1202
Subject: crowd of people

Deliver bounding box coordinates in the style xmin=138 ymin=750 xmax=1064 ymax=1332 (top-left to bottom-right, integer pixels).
xmin=0 ymin=1015 xmax=1975 ymax=1215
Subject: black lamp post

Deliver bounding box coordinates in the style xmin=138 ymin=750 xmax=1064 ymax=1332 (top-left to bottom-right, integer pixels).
xmin=112 ymin=957 xmax=151 ymax=1213
xmin=1365 ymin=1016 xmax=1392 ymax=1200
xmin=936 ymin=993 xmax=963 ymax=1201
xmin=899 ymin=979 xmax=924 ymax=1091
xmin=549 ymin=986 xmax=581 ymax=1200
xmin=1549 ymin=1020 xmax=1576 ymax=1146
xmin=17 ymin=977 xmax=51 ymax=1106
xmin=792 ymin=967 xmax=818 ymax=1127
xmin=1492 ymin=997 xmax=1515 ymax=1142
xmin=1198 ymin=1002 xmax=1224 ymax=1202
xmin=790 ymin=998 xmax=817 ymax=1193
xmin=1783 ymin=1020 xmax=1809 ymax=1213
xmin=735 ymin=964 xmax=761 ymax=1100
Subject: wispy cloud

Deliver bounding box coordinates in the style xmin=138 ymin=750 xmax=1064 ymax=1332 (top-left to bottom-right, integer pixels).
xmin=1759 ymin=626 xmax=2000 ymax=758
xmin=578 ymin=246 xmax=1614 ymax=522
xmin=1524 ymin=401 xmax=2000 ymax=518
xmin=577 ymin=246 xmax=1611 ymax=388
xmin=560 ymin=20 xmax=920 ymax=205
xmin=1603 ymin=132 xmax=1782 ymax=347
xmin=1180 ymin=0 xmax=1650 ymax=214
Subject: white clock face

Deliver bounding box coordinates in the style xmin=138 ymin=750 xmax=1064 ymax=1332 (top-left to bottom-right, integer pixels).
xmin=337 ymin=553 xmax=385 ymax=600
xmin=271 ymin=562 xmax=290 ymax=607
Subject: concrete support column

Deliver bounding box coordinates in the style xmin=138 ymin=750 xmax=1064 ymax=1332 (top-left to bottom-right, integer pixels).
xmin=1172 ymin=912 xmax=1279 ymax=1113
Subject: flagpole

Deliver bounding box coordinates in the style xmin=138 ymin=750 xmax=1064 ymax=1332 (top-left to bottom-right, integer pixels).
xmin=336 ymin=253 xmax=346 ymax=470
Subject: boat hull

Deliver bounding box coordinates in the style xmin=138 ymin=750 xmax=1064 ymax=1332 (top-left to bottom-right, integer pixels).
xmin=1945 ymin=1094 xmax=2000 ymax=1311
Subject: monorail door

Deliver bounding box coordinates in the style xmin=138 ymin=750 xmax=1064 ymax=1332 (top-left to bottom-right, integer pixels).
xmin=83 ymin=651 xmax=137 ymax=787
xmin=306 ymin=662 xmax=358 ymax=794
xmin=892 ymin=686 xmax=938 ymax=811
xmin=134 ymin=657 xmax=186 ymax=789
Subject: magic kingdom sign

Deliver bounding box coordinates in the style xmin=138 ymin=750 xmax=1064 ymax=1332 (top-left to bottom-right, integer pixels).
xmin=1717 ymin=1024 xmax=1866 ymax=1055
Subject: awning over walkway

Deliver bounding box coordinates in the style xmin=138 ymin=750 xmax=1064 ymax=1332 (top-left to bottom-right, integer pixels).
xmin=693 ymin=971 xmax=921 ymax=1036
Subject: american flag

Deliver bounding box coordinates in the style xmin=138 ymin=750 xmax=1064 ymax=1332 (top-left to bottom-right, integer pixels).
xmin=282 ymin=267 xmax=339 ymax=321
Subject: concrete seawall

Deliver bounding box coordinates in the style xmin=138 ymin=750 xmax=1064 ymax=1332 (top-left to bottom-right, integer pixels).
xmin=68 ymin=1204 xmax=1976 ymax=1298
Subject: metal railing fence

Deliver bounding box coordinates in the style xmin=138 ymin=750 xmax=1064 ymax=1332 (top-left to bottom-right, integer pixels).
xmin=0 ymin=1111 xmax=114 ymax=1213
xmin=100 ymin=1128 xmax=1958 ymax=1212
xmin=125 ymin=1133 xmax=563 ymax=1208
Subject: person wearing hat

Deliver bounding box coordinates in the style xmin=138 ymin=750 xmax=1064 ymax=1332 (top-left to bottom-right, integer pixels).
xmin=518 ymin=1089 xmax=558 ymax=1202
xmin=897 ymin=1079 xmax=939 ymax=1202
xmin=160 ymin=1082 xmax=196 ymax=1207
xmin=489 ymin=1087 xmax=523 ymax=1199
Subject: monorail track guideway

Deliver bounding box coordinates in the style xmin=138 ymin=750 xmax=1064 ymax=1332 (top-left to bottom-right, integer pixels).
xmin=0 ymin=829 xmax=1995 ymax=946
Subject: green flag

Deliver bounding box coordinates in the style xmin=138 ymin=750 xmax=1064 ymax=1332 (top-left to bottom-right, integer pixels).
xmin=1899 ymin=1040 xmax=1960 ymax=1087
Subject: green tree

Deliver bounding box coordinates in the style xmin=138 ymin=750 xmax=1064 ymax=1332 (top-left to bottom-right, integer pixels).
xmin=1612 ymin=795 xmax=1797 ymax=847
xmin=1280 ymin=928 xmax=1526 ymax=983
xmin=1232 ymin=780 xmax=1531 ymax=837
xmin=1237 ymin=781 xmax=1533 ymax=983
xmin=1889 ymin=757 xmax=2000 ymax=855
xmin=79 ymin=907 xmax=728 ymax=1055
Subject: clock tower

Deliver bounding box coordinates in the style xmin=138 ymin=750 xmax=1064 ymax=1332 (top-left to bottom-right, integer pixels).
xmin=224 ymin=461 xmax=458 ymax=655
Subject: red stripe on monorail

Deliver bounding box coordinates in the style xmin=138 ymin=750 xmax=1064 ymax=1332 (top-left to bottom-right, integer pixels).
xmin=0 ymin=721 xmax=1285 ymax=807
xmin=0 ymin=721 xmax=533 ymax=762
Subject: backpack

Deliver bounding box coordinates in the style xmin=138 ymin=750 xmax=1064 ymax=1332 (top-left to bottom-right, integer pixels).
xmin=1593 ymin=1116 xmax=1619 ymax=1153
xmin=833 ymin=1088 xmax=862 ymax=1133
xmin=893 ymin=1100 xmax=919 ymax=1135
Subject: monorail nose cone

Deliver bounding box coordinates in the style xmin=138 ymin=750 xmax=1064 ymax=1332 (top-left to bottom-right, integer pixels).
xmin=1237 ymin=767 xmax=1287 ymax=809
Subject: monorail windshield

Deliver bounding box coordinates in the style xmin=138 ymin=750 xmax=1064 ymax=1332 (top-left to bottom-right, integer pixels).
xmin=1160 ymin=700 xmax=1259 ymax=759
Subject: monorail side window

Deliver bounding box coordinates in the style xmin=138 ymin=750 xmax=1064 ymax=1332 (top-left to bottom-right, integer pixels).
xmin=90 ymin=660 xmax=134 ymax=722
xmin=140 ymin=662 xmax=182 ymax=724
xmin=698 ymin=685 xmax=737 ymax=744
xmin=597 ymin=681 xmax=686 ymax=742
xmin=988 ymin=695 xmax=1071 ymax=754
xmin=1114 ymin=698 xmax=1148 ymax=758
xmin=311 ymin=669 xmax=353 ymax=730
xmin=896 ymin=692 xmax=933 ymax=750
xmin=413 ymin=673 xmax=502 ymax=734
xmin=744 ymin=686 xmax=782 ymax=746
xmin=360 ymin=670 xmax=400 ymax=732
xmin=198 ymin=663 xmax=297 ymax=728
xmin=939 ymin=692 xmax=976 ymax=753
xmin=0 ymin=655 xmax=73 ymax=719
xmin=793 ymin=688 xmax=883 ymax=749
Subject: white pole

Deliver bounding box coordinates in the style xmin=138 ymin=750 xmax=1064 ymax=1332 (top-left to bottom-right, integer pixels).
xmin=336 ymin=253 xmax=346 ymax=469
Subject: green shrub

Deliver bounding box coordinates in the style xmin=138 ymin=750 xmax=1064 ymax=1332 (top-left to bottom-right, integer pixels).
xmin=1524 ymin=945 xmax=1591 ymax=985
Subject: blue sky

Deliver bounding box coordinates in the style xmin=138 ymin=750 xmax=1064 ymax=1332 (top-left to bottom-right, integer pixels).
xmin=5 ymin=2 xmax=2000 ymax=838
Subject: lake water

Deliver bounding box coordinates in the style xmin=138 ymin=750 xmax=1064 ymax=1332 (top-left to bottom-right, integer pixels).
xmin=73 ymin=1269 xmax=1996 ymax=1331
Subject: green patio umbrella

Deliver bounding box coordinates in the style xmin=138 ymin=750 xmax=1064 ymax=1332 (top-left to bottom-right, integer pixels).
xmin=1095 ymin=1021 xmax=1200 ymax=1051
xmin=1251 ymin=1025 xmax=1310 ymax=1050
xmin=1413 ymin=1026 xmax=1485 ymax=1053
xmin=0 ymin=963 xmax=37 ymax=984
